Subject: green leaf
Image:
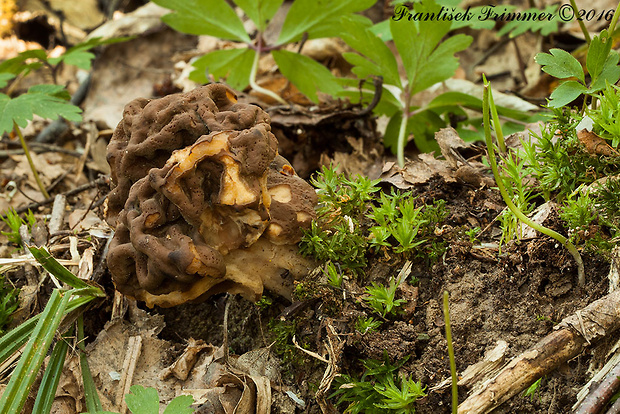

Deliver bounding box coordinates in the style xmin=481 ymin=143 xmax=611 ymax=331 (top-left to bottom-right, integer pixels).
xmin=340 ymin=17 xmax=401 ymax=87
xmin=163 ymin=395 xmax=194 ymax=414
xmin=547 ymin=80 xmax=588 ymax=108
xmin=425 ymin=91 xmax=540 ymax=122
xmin=496 ymin=5 xmax=559 ymax=38
xmin=535 ymin=49 xmax=584 ymax=83
xmin=0 ymin=49 xmax=47 ymax=75
xmin=48 ymin=37 xmax=132 ymax=70
xmin=0 ymin=73 xmax=15 ymax=88
xmin=369 ymin=19 xmax=391 ymax=41
xmin=411 ymin=34 xmax=472 ymax=95
xmin=125 ymin=385 xmax=161 ymax=414
xmin=409 ymin=110 xmax=444 ymax=153
xmin=448 ymin=6 xmax=496 ymax=30
xmin=587 ymin=30 xmax=613 ymax=82
xmin=272 ymin=50 xmax=341 ymax=103
xmin=0 ymin=85 xmax=82 ymax=134
xmin=152 ymin=0 xmax=250 ymax=42
xmin=235 ymin=0 xmax=284 ymax=32
xmin=189 ymin=48 xmax=255 ymax=90
xmin=277 ymin=0 xmax=377 ymax=44
xmin=390 ymin=0 xmax=472 ymax=95
xmin=589 ymin=51 xmax=620 ymax=92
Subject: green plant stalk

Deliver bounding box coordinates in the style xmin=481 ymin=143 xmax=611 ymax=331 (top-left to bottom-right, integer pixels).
xmin=483 ymin=78 xmax=585 ymax=286
xmin=569 ymin=0 xmax=591 ymax=44
xmin=608 ymin=2 xmax=620 ymax=34
xmin=489 ymin=91 xmax=506 ymax=154
xmin=443 ymin=291 xmax=458 ymax=414
xmin=249 ymin=39 xmax=286 ymax=105
xmin=397 ymin=93 xmax=413 ymax=167
xmin=13 ymin=120 xmax=50 ymax=199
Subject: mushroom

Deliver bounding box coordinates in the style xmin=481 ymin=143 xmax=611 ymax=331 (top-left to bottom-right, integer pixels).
xmin=106 ymin=84 xmax=317 ymax=307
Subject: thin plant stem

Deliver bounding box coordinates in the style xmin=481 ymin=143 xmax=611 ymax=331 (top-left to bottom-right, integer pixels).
xmin=13 ymin=121 xmax=50 ymax=199
xmin=397 ymin=91 xmax=413 ymax=167
xmin=483 ymin=77 xmax=585 ymax=286
xmin=608 ymin=2 xmax=620 ymax=34
xmin=397 ymin=110 xmax=409 ymax=167
xmin=570 ymin=0 xmax=591 ymax=44
xmin=443 ymin=291 xmax=458 ymax=414
xmin=249 ymin=39 xmax=287 ymax=105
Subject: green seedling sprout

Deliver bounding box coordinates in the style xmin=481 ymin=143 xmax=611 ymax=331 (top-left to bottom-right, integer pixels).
xmin=483 ymin=76 xmax=585 ymax=286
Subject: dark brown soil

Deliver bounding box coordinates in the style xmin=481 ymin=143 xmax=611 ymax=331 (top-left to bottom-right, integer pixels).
xmin=152 ymin=176 xmax=615 ymax=414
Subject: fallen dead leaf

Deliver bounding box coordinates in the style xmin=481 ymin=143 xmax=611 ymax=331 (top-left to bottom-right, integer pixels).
xmin=577 ymin=129 xmax=618 ymax=157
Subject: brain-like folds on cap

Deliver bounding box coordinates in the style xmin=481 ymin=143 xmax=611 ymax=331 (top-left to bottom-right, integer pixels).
xmin=106 ymin=84 xmax=317 ymax=307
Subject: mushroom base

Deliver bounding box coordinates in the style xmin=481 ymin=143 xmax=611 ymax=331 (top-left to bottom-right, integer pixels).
xmin=125 ymin=238 xmax=315 ymax=308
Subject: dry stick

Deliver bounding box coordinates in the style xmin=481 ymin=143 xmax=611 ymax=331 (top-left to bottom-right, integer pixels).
xmin=574 ymin=358 xmax=620 ymax=414
xmin=458 ymin=288 xmax=620 ymax=414
xmin=117 ymin=335 xmax=143 ymax=414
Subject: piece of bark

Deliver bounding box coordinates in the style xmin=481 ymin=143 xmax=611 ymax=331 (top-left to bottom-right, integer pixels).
xmin=458 ymin=289 xmax=620 ymax=414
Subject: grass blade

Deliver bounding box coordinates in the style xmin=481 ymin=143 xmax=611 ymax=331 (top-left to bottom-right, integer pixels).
xmin=0 ymin=295 xmax=92 ymax=366
xmin=78 ymin=316 xmax=103 ymax=412
xmin=0 ymin=289 xmax=72 ymax=413
xmin=27 ymin=245 xmax=89 ymax=289
xmin=31 ymin=329 xmax=72 ymax=413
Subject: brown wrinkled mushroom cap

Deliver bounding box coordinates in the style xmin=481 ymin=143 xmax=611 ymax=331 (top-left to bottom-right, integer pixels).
xmin=106 ymin=84 xmax=317 ymax=307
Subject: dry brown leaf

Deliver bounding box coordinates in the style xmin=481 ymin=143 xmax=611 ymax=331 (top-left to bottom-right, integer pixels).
xmin=161 ymin=339 xmax=214 ymax=381
xmin=577 ymin=129 xmax=618 ymax=156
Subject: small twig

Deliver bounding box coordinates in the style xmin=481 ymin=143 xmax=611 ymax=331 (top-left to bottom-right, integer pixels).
xmin=292 ymin=335 xmax=329 ymax=363
xmin=296 ymin=32 xmax=309 ymax=54
xmin=117 ymin=335 xmax=143 ymax=414
xmin=46 ymin=168 xmax=73 ymax=194
xmin=511 ymin=38 xmax=528 ymax=87
xmin=0 ymin=145 xmax=82 ymax=157
xmin=5 ymin=176 xmax=109 ymax=218
xmin=223 ymin=294 xmax=231 ymax=365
